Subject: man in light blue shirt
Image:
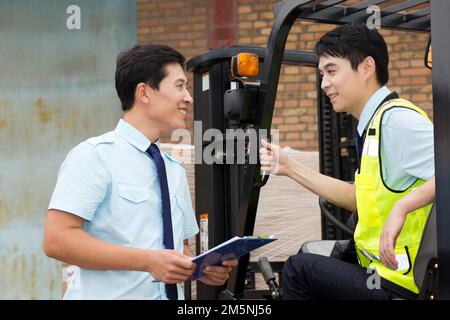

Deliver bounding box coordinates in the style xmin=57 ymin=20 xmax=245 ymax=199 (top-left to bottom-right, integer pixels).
xmin=44 ymin=43 xmax=237 ymax=299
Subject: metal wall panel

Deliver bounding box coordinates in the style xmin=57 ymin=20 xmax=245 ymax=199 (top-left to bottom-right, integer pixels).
xmin=0 ymin=0 xmax=136 ymax=299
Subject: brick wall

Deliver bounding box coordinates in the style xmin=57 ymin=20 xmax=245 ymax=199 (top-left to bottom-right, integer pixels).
xmin=137 ymin=0 xmax=208 ymax=142
xmin=137 ymin=0 xmax=432 ymax=151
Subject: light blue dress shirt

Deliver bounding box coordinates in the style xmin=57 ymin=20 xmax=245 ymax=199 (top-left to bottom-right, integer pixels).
xmin=357 ymin=86 xmax=434 ymax=190
xmin=48 ymin=119 xmax=199 ymax=299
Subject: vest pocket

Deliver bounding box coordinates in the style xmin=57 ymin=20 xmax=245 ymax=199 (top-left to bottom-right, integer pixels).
xmin=355 ymin=174 xmax=380 ymax=228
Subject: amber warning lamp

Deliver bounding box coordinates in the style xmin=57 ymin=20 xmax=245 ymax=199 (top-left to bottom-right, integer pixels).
xmin=426 ymin=44 xmax=432 ymax=69
xmin=231 ymin=53 xmax=259 ymax=78
xmin=425 ymin=37 xmax=432 ymax=69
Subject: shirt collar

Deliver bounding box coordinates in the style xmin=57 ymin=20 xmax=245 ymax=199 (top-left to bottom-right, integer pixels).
xmin=357 ymin=86 xmax=391 ymax=136
xmin=115 ymin=119 xmax=160 ymax=152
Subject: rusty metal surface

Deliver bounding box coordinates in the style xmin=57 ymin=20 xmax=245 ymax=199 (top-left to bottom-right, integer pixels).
xmin=0 ymin=0 xmax=136 ymax=299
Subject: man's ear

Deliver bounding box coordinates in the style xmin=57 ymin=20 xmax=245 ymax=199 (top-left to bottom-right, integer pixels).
xmin=361 ymin=56 xmax=376 ymax=81
xmin=135 ymin=82 xmax=151 ymax=104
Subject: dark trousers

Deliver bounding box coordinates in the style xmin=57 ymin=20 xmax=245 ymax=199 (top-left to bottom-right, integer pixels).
xmin=281 ymin=253 xmax=402 ymax=300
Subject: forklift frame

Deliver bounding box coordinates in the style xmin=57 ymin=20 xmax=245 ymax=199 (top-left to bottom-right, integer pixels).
xmin=186 ymin=0 xmax=450 ymax=299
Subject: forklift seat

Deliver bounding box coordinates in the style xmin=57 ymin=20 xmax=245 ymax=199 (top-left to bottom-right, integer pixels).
xmin=299 ymin=204 xmax=437 ymax=299
xmin=300 ymin=197 xmax=357 ymax=261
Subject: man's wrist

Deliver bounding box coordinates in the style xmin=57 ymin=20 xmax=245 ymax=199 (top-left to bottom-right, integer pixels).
xmin=141 ymin=249 xmax=156 ymax=274
xmin=285 ymin=156 xmax=295 ymax=177
xmin=393 ymin=200 xmax=409 ymax=218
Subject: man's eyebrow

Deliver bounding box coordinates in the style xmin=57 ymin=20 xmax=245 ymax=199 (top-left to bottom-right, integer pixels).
xmin=318 ymin=63 xmax=339 ymax=73
xmin=175 ymin=78 xmax=187 ymax=84
xmin=321 ymin=63 xmax=338 ymax=71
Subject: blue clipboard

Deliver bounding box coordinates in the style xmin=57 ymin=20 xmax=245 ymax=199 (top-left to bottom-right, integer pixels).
xmin=189 ymin=236 xmax=277 ymax=281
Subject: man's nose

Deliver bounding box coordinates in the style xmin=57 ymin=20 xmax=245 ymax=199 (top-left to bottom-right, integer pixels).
xmin=184 ymin=90 xmax=193 ymax=104
xmin=321 ymin=76 xmax=331 ymax=91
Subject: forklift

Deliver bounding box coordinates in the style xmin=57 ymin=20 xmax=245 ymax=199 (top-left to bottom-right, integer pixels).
xmin=186 ymin=0 xmax=449 ymax=300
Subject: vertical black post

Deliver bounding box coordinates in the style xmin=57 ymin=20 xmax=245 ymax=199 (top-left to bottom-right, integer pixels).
xmin=430 ymin=0 xmax=450 ymax=299
xmin=194 ymin=63 xmax=228 ymax=299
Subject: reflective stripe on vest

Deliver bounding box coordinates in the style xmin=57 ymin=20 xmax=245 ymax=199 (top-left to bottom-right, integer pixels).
xmin=354 ymin=98 xmax=433 ymax=294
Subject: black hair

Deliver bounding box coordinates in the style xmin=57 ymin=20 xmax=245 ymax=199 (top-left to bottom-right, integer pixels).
xmin=115 ymin=43 xmax=186 ymax=111
xmin=315 ymin=24 xmax=389 ymax=85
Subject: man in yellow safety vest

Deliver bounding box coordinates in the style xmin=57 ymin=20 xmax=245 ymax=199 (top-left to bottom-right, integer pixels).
xmin=260 ymin=24 xmax=435 ymax=300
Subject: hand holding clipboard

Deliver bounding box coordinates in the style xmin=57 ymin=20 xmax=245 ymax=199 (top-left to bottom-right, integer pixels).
xmin=188 ymin=236 xmax=277 ymax=281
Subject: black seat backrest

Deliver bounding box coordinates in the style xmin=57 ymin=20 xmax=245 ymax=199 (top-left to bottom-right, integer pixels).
xmin=414 ymin=204 xmax=437 ymax=298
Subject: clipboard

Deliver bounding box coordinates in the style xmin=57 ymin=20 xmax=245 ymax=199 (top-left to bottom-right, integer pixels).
xmin=188 ymin=236 xmax=277 ymax=281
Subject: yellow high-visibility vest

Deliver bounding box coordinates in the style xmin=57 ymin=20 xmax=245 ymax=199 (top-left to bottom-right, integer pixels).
xmin=354 ymin=98 xmax=433 ymax=294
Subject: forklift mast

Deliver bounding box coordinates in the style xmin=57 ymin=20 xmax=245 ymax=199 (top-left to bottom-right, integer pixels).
xmin=186 ymin=0 xmax=450 ymax=300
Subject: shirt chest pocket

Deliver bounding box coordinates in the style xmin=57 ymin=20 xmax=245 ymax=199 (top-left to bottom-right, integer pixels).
xmin=118 ymin=184 xmax=152 ymax=203
xmin=115 ymin=183 xmax=161 ymax=238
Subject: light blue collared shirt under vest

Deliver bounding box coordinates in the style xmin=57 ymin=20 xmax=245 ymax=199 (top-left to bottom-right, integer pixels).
xmin=357 ymin=86 xmax=434 ymax=190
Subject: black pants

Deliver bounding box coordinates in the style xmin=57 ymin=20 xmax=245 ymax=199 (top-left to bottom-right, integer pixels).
xmin=281 ymin=253 xmax=402 ymax=300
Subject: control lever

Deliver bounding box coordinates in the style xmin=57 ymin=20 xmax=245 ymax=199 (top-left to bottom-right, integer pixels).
xmin=258 ymin=256 xmax=281 ymax=300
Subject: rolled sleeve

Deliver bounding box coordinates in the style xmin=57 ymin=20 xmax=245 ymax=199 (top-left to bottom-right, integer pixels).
xmin=48 ymin=142 xmax=110 ymax=221
xmin=383 ymin=108 xmax=435 ymax=181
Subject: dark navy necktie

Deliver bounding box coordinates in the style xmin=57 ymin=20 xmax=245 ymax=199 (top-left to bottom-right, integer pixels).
xmin=355 ymin=129 xmax=365 ymax=169
xmin=146 ymin=143 xmax=178 ymax=300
